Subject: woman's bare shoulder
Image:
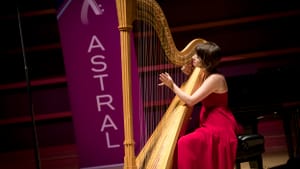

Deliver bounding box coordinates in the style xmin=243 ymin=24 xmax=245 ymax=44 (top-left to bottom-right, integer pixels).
xmin=207 ymin=73 xmax=227 ymax=93
xmin=208 ymin=73 xmax=225 ymax=81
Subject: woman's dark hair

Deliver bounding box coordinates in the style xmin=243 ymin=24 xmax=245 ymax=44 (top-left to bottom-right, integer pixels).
xmin=195 ymin=41 xmax=222 ymax=72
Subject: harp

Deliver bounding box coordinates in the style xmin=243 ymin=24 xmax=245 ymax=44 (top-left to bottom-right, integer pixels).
xmin=115 ymin=0 xmax=206 ymax=168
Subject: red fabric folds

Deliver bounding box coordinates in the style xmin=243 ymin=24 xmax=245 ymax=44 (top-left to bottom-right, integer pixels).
xmin=177 ymin=92 xmax=241 ymax=169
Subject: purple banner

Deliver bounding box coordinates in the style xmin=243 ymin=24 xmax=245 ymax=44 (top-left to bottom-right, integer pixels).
xmin=56 ymin=0 xmax=141 ymax=168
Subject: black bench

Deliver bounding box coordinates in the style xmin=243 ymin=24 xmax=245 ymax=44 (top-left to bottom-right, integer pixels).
xmin=236 ymin=134 xmax=265 ymax=169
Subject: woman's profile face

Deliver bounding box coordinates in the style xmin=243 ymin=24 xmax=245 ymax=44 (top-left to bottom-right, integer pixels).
xmin=192 ymin=54 xmax=203 ymax=68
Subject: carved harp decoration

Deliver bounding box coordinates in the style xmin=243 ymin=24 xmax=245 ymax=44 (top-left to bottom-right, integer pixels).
xmin=115 ymin=0 xmax=206 ymax=169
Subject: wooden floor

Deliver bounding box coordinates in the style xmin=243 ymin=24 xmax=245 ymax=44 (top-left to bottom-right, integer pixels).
xmin=240 ymin=150 xmax=289 ymax=169
xmin=0 ymin=145 xmax=292 ymax=169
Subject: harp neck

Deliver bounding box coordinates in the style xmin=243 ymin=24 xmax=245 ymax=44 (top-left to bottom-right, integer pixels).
xmin=136 ymin=0 xmax=207 ymax=66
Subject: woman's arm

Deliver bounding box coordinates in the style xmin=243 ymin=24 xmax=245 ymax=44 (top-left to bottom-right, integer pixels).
xmin=159 ymin=73 xmax=226 ymax=106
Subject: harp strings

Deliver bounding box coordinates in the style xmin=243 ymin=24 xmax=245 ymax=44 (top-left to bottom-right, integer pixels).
xmin=134 ymin=0 xmax=187 ymax=153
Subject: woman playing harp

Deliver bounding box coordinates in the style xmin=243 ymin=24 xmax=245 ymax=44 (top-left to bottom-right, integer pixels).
xmin=159 ymin=41 xmax=243 ymax=169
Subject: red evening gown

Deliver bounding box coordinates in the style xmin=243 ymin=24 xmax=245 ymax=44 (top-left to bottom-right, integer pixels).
xmin=177 ymin=92 xmax=242 ymax=169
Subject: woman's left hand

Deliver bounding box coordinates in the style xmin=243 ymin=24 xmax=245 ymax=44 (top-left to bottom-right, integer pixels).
xmin=181 ymin=62 xmax=193 ymax=76
xmin=158 ymin=72 xmax=174 ymax=89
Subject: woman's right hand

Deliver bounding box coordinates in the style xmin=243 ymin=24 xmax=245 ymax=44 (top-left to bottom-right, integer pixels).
xmin=158 ymin=72 xmax=174 ymax=90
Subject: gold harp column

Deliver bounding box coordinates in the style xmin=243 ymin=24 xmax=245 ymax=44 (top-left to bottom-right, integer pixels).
xmin=115 ymin=0 xmax=137 ymax=169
